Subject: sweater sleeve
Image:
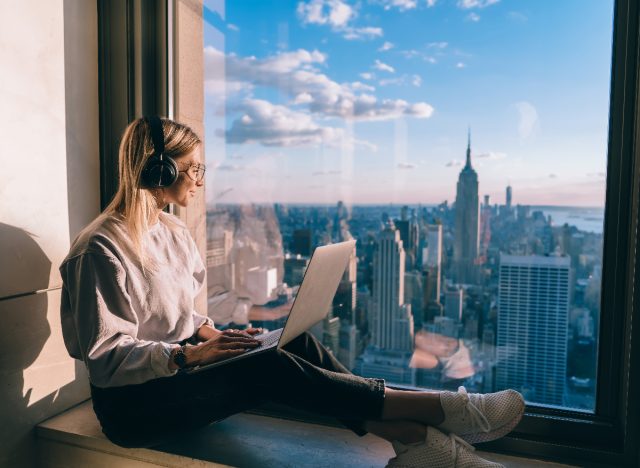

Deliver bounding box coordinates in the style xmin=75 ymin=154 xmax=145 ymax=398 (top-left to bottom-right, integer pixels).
xmin=61 ymin=251 xmax=178 ymax=387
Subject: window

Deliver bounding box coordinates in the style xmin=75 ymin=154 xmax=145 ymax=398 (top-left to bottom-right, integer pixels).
xmin=99 ymin=0 xmax=640 ymax=465
xmin=203 ymin=0 xmax=610 ymax=406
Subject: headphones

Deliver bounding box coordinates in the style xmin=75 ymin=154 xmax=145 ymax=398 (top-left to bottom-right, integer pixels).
xmin=140 ymin=116 xmax=179 ymax=188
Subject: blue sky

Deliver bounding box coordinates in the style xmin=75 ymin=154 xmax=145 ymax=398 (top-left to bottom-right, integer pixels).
xmin=202 ymin=0 xmax=614 ymax=207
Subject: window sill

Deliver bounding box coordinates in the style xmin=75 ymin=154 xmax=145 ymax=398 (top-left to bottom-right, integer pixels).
xmin=37 ymin=400 xmax=577 ymax=467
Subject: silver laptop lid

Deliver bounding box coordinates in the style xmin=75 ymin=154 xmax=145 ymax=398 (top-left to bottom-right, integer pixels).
xmin=278 ymin=239 xmax=356 ymax=348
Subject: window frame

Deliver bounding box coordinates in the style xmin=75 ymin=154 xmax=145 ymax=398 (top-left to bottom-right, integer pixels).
xmin=99 ymin=0 xmax=640 ymax=465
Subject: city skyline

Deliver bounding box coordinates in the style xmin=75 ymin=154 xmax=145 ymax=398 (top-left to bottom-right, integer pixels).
xmin=203 ymin=0 xmax=614 ymax=207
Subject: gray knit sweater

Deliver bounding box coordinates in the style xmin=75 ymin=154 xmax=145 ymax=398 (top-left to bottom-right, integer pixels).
xmin=59 ymin=212 xmax=212 ymax=388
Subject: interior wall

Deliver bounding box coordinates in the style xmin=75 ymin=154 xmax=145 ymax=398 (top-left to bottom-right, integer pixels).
xmin=0 ymin=0 xmax=99 ymax=466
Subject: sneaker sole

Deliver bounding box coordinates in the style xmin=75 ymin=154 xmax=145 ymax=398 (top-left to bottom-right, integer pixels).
xmin=460 ymin=395 xmax=525 ymax=444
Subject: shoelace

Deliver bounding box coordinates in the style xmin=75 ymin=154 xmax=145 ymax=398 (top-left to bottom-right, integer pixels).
xmin=448 ymin=432 xmax=475 ymax=466
xmin=457 ymin=386 xmax=491 ymax=434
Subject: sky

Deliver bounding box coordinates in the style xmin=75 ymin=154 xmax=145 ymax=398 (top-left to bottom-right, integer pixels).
xmin=202 ymin=0 xmax=615 ymax=207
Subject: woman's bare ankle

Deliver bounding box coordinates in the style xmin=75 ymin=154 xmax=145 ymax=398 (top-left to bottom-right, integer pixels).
xmin=382 ymin=387 xmax=445 ymax=426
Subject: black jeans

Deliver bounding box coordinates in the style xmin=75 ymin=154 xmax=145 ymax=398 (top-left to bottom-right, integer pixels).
xmin=91 ymin=331 xmax=386 ymax=448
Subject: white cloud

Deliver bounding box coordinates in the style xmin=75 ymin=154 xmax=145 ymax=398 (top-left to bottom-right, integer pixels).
xmin=343 ymin=26 xmax=383 ymax=40
xmin=349 ymin=81 xmax=376 ymax=92
xmin=297 ymin=0 xmax=384 ymax=40
xmin=467 ymin=12 xmax=481 ymax=21
xmin=477 ymin=152 xmax=506 ymax=161
xmin=223 ymin=99 xmax=383 ymax=150
xmin=457 ymin=0 xmax=499 ymax=9
xmin=379 ymin=74 xmax=422 ymax=87
xmin=402 ymin=49 xmax=437 ymax=63
xmin=446 ymin=159 xmax=463 ymax=167
xmin=378 ymin=41 xmax=394 ymax=51
xmin=297 ymin=0 xmax=354 ymax=28
xmin=293 ymin=92 xmax=314 ymax=104
xmin=515 ymin=101 xmax=539 ymax=139
xmin=205 ymin=46 xmax=434 ymax=122
xmin=456 ymin=62 xmax=466 ymax=68
xmin=374 ymin=59 xmax=395 ymax=73
xmin=227 ymin=23 xmax=240 ymax=32
xmin=359 ymin=72 xmax=375 ymax=80
xmin=223 ymin=99 xmax=347 ymax=147
xmin=427 ymin=41 xmax=448 ymax=49
xmin=379 ymin=0 xmax=417 ymax=11
xmin=397 ymin=162 xmax=416 ymax=169
xmin=376 ymin=0 xmax=437 ymax=10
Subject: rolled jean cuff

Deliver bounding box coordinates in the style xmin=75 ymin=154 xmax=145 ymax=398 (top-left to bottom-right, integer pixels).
xmin=340 ymin=377 xmax=386 ymax=437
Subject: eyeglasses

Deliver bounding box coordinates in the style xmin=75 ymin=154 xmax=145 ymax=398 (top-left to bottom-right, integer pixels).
xmin=178 ymin=163 xmax=206 ymax=182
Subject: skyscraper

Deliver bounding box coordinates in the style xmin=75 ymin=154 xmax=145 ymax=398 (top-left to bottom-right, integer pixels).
xmin=454 ymin=131 xmax=480 ymax=284
xmin=496 ymin=254 xmax=570 ymax=406
xmin=355 ymin=221 xmax=415 ymax=385
xmin=506 ymin=185 xmax=513 ymax=209
xmin=370 ymin=221 xmax=413 ymax=352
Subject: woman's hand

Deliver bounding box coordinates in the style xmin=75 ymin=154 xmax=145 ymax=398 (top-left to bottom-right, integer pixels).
xmin=186 ymin=330 xmax=261 ymax=366
xmin=226 ymin=327 xmax=264 ymax=337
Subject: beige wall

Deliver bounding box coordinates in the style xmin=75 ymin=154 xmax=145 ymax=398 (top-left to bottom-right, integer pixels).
xmin=0 ymin=0 xmax=99 ymax=466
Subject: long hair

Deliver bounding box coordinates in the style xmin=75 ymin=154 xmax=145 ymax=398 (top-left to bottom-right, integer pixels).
xmin=102 ymin=117 xmax=201 ymax=272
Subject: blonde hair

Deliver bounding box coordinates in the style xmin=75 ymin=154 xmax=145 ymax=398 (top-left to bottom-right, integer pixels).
xmin=102 ymin=117 xmax=201 ymax=272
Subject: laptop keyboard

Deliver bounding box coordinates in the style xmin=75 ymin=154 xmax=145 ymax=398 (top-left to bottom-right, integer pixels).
xmin=246 ymin=328 xmax=283 ymax=353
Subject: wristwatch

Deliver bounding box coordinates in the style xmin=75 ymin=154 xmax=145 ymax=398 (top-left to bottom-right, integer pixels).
xmin=173 ymin=345 xmax=189 ymax=369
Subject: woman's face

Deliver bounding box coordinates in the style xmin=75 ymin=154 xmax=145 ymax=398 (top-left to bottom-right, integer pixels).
xmin=162 ymin=147 xmax=205 ymax=207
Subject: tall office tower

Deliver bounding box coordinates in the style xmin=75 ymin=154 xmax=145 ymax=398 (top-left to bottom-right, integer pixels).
xmin=404 ymin=270 xmax=424 ymax=327
xmin=338 ymin=322 xmax=358 ymax=370
xmin=496 ymin=254 xmax=570 ymax=406
xmin=394 ymin=207 xmax=419 ymax=269
xmin=454 ymin=131 xmax=480 ymax=284
xmin=370 ymin=221 xmax=414 ymax=352
xmin=206 ymin=229 xmax=235 ymax=292
xmin=424 ymin=224 xmax=442 ymax=302
xmin=480 ymin=198 xmax=492 ymax=259
xmin=291 ymin=228 xmax=312 ymax=256
xmin=506 ymin=185 xmax=513 ymax=209
xmin=444 ymin=286 xmax=464 ymax=322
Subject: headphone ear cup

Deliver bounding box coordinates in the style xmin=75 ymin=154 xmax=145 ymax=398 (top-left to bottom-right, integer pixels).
xmin=157 ymin=155 xmax=179 ymax=187
xmin=141 ymin=154 xmax=179 ymax=188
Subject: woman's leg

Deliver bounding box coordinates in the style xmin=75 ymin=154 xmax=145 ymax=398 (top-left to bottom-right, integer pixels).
xmin=277 ymin=332 xmax=446 ymax=427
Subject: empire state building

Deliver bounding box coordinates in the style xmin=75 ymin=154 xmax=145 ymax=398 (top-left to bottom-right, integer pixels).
xmin=454 ymin=131 xmax=480 ymax=284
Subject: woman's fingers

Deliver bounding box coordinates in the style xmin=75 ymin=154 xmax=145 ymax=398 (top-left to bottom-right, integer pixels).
xmin=222 ymin=330 xmax=255 ymax=339
xmin=219 ymin=334 xmax=259 ymax=344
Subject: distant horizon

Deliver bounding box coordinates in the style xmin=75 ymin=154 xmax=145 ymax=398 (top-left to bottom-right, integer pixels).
xmin=206 ymin=201 xmax=605 ymax=210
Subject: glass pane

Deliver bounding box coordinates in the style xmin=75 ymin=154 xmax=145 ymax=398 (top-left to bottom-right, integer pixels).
xmin=202 ymin=0 xmax=613 ymax=412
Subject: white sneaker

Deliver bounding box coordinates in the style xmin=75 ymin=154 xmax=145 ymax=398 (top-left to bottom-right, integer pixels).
xmin=386 ymin=426 xmax=505 ymax=468
xmin=437 ymin=386 xmax=525 ymax=444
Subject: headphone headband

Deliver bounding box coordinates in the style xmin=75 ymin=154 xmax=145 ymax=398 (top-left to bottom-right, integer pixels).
xmin=146 ymin=115 xmax=165 ymax=158
xmin=140 ymin=116 xmax=178 ymax=188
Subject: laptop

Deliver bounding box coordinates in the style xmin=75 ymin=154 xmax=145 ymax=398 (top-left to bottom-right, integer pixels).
xmin=187 ymin=239 xmax=356 ymax=373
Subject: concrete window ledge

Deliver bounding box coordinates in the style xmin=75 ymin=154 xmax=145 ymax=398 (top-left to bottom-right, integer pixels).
xmin=36 ymin=401 xmax=576 ymax=468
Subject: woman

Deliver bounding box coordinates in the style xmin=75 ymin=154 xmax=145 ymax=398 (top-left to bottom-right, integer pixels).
xmin=60 ymin=116 xmax=524 ymax=467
